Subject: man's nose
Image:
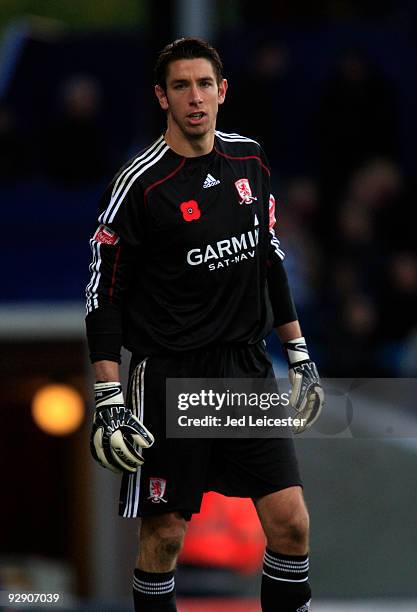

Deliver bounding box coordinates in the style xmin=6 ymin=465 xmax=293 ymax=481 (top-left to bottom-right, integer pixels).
xmin=189 ymin=84 xmax=202 ymax=105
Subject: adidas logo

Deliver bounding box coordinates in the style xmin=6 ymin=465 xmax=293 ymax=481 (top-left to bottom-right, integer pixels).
xmin=203 ymin=173 xmax=220 ymax=189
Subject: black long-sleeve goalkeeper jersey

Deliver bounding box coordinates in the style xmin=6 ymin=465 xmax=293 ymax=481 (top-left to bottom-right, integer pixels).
xmin=85 ymin=131 xmax=297 ymax=362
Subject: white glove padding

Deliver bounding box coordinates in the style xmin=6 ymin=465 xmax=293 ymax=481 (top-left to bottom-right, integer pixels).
xmin=90 ymin=381 xmax=154 ymax=474
xmin=284 ymin=336 xmax=324 ymax=434
xmin=289 ymin=361 xmax=324 ymax=433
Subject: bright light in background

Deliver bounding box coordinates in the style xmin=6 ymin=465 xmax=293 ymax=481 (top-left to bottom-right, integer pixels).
xmin=32 ymin=384 xmax=85 ymax=435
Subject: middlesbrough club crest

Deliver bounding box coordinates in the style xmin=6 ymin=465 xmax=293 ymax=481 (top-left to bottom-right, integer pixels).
xmin=235 ymin=178 xmax=258 ymax=205
xmin=148 ymin=477 xmax=168 ymax=504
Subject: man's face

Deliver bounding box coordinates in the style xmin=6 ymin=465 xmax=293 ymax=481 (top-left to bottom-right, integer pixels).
xmin=155 ymin=58 xmax=227 ymax=140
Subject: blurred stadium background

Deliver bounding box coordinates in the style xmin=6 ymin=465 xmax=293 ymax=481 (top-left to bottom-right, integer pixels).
xmin=1 ymin=1 xmax=416 ymax=610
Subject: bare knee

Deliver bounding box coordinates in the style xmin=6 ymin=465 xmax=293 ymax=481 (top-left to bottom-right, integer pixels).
xmin=267 ymin=506 xmax=309 ymax=554
xmin=256 ymin=488 xmax=310 ymax=555
xmin=138 ymin=513 xmax=187 ymax=571
xmin=157 ymin=534 xmax=183 ymax=558
xmin=280 ymin=508 xmax=309 ymax=549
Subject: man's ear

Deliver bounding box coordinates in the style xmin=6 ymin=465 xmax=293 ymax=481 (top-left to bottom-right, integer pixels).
xmin=155 ymin=84 xmax=169 ymax=111
xmin=218 ymin=79 xmax=228 ymax=105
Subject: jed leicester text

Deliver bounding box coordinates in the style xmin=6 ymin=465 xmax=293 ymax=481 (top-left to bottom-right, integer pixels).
xmin=177 ymin=415 xmax=306 ymax=428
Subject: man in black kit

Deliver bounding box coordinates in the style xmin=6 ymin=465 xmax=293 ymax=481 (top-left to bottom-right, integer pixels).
xmin=86 ymin=37 xmax=324 ymax=612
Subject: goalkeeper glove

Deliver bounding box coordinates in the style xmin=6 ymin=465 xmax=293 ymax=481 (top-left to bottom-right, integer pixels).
xmin=90 ymin=381 xmax=154 ymax=474
xmin=284 ymin=336 xmax=324 ymax=434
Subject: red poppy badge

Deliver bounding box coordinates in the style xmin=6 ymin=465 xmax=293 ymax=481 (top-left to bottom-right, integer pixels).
xmin=180 ymin=200 xmax=201 ymax=222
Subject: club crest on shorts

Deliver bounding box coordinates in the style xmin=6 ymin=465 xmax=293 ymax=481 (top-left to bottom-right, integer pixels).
xmin=148 ymin=477 xmax=168 ymax=503
xmin=235 ymin=178 xmax=257 ymax=205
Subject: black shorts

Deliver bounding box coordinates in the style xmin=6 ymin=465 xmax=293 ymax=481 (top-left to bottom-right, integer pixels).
xmin=119 ymin=343 xmax=302 ymax=520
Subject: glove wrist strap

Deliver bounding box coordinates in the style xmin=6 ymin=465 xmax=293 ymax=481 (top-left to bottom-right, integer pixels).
xmin=94 ymin=381 xmax=124 ymax=408
xmin=283 ymin=336 xmax=310 ymax=366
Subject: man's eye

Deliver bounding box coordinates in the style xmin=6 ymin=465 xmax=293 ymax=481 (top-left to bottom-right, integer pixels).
xmin=201 ymin=81 xmax=212 ymax=87
xmin=174 ymin=83 xmax=186 ymax=89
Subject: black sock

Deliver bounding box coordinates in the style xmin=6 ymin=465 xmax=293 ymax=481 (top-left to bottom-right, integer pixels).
xmin=132 ymin=568 xmax=177 ymax=612
xmin=261 ymin=548 xmax=311 ymax=612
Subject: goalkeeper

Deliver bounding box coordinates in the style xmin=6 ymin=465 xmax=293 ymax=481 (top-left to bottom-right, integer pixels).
xmin=85 ymin=37 xmax=323 ymax=612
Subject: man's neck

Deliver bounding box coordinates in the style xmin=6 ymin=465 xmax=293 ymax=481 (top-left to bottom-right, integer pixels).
xmin=164 ymin=127 xmax=215 ymax=158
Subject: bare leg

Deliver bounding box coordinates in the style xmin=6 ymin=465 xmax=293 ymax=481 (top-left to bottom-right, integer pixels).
xmin=137 ymin=512 xmax=187 ymax=571
xmin=254 ymin=486 xmax=311 ymax=612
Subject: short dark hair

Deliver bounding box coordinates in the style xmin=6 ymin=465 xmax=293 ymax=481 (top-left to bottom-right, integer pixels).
xmin=154 ymin=37 xmax=224 ymax=91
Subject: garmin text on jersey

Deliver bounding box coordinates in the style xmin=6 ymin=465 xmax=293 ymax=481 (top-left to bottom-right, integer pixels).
xmin=187 ymin=227 xmax=259 ymax=271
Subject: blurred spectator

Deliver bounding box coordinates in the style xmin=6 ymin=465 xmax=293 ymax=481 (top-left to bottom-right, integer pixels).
xmin=378 ymin=252 xmax=417 ymax=341
xmin=219 ymin=40 xmax=301 ymax=172
xmin=320 ymin=158 xmax=404 ymax=289
xmin=238 ymin=0 xmax=404 ymax=22
xmin=349 ymin=159 xmax=407 ymax=248
xmin=400 ymin=327 xmax=417 ymax=376
xmin=335 ymin=203 xmax=382 ymax=291
xmin=317 ymin=157 xmax=412 ymax=374
xmin=327 ymin=258 xmax=361 ymax=300
xmin=324 ymin=294 xmax=384 ymax=376
xmin=277 ymin=176 xmax=322 ymax=317
xmin=319 ymin=230 xmax=380 ymax=375
xmin=316 ymin=49 xmax=397 ymax=202
xmin=0 ymin=103 xmax=28 ymax=181
xmin=44 ymin=75 xmax=110 ymax=184
xmin=349 ymin=158 xmax=403 ymax=210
